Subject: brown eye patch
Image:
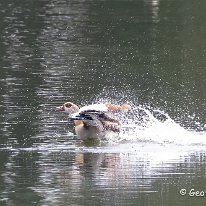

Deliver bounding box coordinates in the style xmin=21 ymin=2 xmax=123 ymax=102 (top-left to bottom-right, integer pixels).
xmin=65 ymin=102 xmax=72 ymax=108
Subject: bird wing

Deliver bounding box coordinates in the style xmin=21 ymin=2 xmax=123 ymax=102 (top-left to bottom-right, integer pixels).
xmin=79 ymin=104 xmax=108 ymax=113
xmin=68 ymin=109 xmax=120 ymax=132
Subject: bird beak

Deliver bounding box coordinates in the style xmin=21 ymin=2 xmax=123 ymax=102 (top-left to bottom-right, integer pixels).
xmin=56 ymin=106 xmax=65 ymax=112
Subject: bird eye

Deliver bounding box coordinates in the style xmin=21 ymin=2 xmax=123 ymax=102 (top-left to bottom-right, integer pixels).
xmin=65 ymin=103 xmax=72 ymax=108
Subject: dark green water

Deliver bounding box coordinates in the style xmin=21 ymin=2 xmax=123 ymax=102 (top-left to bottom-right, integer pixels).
xmin=0 ymin=0 xmax=206 ymax=205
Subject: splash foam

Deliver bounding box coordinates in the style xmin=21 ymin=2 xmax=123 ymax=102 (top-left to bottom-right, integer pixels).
xmin=91 ymin=101 xmax=206 ymax=146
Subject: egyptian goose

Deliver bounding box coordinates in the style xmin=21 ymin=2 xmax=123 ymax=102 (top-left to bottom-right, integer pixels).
xmin=56 ymin=102 xmax=131 ymax=140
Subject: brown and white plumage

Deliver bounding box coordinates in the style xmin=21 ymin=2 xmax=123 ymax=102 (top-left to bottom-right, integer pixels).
xmin=56 ymin=102 xmax=130 ymax=140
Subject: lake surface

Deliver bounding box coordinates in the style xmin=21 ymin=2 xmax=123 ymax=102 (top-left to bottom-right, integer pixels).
xmin=0 ymin=0 xmax=206 ymax=205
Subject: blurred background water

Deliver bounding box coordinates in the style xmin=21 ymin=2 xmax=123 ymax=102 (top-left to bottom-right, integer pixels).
xmin=0 ymin=0 xmax=206 ymax=205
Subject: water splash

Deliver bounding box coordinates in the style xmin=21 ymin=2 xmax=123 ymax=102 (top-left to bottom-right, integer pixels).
xmin=118 ymin=105 xmax=206 ymax=145
xmin=88 ymin=99 xmax=206 ymax=146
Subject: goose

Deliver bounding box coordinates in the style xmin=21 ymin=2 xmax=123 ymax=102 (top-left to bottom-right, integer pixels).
xmin=56 ymin=102 xmax=130 ymax=140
